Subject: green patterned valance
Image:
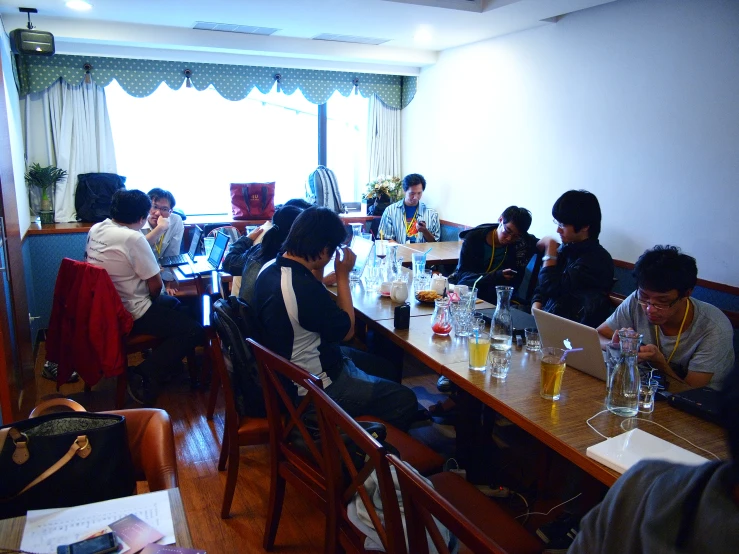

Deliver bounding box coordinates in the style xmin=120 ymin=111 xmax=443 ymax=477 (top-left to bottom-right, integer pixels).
xmin=16 ymin=54 xmax=417 ymax=108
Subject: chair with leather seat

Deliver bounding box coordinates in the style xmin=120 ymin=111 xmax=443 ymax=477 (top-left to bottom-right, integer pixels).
xmin=202 ymin=296 xmax=270 ymax=518
xmin=247 ymin=338 xmax=444 ymax=551
xmin=29 ymin=398 xmax=179 ymax=491
xmin=389 ymin=453 xmax=544 ymax=554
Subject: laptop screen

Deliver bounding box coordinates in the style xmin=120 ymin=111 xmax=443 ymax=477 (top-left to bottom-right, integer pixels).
xmin=188 ymin=226 xmax=203 ymax=259
xmin=207 ymin=231 xmax=229 ymax=268
xmin=350 ymin=235 xmax=375 ymax=279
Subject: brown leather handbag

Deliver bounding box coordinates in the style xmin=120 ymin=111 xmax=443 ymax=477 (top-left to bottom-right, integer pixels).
xmin=230 ymin=182 xmax=276 ymax=220
xmin=0 ymin=412 xmax=135 ymax=519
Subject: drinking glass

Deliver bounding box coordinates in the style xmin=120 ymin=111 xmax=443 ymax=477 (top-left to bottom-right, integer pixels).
xmin=525 ymin=328 xmax=541 ymax=352
xmin=489 ymin=334 xmax=513 ymax=379
xmin=364 ymin=266 xmax=381 ymax=293
xmin=540 ymin=347 xmax=567 ymax=400
xmin=468 ymin=322 xmax=490 ymax=371
xmin=638 ymin=379 xmax=659 ymax=413
xmin=412 ymin=252 xmax=426 ymax=276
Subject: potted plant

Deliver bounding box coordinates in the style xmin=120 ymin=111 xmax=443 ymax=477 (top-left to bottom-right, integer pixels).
xmin=26 ymin=163 xmax=67 ymax=224
xmin=362 ymin=175 xmax=402 ymax=216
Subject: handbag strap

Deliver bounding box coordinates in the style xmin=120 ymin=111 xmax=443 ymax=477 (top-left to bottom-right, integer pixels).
xmin=1 ymin=434 xmax=92 ymax=502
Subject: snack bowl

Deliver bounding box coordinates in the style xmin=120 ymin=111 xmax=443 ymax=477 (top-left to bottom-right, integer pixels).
xmin=415 ymin=289 xmax=442 ymax=304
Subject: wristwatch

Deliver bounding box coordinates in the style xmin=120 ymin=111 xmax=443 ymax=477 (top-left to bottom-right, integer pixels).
xmin=542 ymin=255 xmax=558 ymax=262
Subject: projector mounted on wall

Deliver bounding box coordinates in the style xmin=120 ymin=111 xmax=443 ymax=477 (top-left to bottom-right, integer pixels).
xmin=10 ymin=7 xmax=55 ymax=56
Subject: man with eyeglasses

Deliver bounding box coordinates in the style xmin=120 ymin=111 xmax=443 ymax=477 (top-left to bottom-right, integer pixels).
xmin=142 ymin=188 xmax=184 ymax=295
xmin=449 ymin=206 xmax=538 ymax=303
xmin=531 ymin=190 xmax=614 ymax=327
xmin=598 ymin=246 xmax=734 ymax=389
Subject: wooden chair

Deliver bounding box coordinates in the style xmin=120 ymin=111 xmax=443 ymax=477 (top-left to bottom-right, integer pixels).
xmin=307 ymin=379 xmax=407 ymax=554
xmin=202 ymin=296 xmax=270 ymax=518
xmin=29 ymin=398 xmax=179 ymax=492
xmin=388 ymin=454 xmax=544 ymax=554
xmin=247 ymin=338 xmax=444 ymax=550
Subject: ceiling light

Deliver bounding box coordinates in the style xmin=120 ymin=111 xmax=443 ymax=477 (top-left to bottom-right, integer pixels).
xmin=66 ymin=1 xmax=93 ymax=11
xmin=414 ymin=27 xmax=432 ymax=44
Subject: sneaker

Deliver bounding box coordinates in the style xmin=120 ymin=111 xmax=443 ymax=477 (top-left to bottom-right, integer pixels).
xmin=41 ymin=361 xmax=79 ymax=383
xmin=126 ymin=372 xmax=158 ymax=407
xmin=436 ymin=375 xmax=452 ymax=393
xmin=536 ymin=513 xmax=580 ymax=553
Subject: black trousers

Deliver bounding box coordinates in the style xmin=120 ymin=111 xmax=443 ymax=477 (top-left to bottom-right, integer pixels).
xmin=131 ymin=294 xmax=205 ymax=382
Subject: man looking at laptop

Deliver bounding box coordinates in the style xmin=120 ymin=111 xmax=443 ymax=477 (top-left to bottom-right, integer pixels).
xmin=85 ymin=189 xmax=205 ymax=405
xmin=254 ymin=207 xmax=419 ymax=431
xmin=598 ymin=245 xmax=734 ymax=389
xmin=449 ymin=206 xmax=539 ymax=303
xmin=377 ymin=173 xmax=440 ymax=244
xmin=532 ymin=190 xmax=614 ymax=327
xmin=141 ymin=188 xmax=183 ymax=295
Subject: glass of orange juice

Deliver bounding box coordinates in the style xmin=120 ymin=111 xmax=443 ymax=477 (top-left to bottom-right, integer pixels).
xmin=467 ymin=321 xmax=489 ymax=371
xmin=540 ymin=347 xmax=567 ymax=400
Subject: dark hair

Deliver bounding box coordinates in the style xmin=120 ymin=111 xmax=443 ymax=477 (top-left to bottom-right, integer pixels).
xmin=552 ymin=190 xmax=602 ymax=239
xmin=147 ymin=188 xmax=176 ymax=209
xmin=260 ymin=205 xmax=303 ymax=260
xmin=283 ymin=207 xmax=347 ymax=261
xmin=402 ymin=173 xmax=426 ymax=192
xmin=501 ymin=206 xmax=532 ymax=234
xmin=110 ymin=189 xmax=151 ymax=224
xmin=283 ymin=198 xmax=313 ymax=210
xmin=633 ymin=245 xmax=698 ymax=297
xmin=720 ymin=362 xmax=739 ymax=483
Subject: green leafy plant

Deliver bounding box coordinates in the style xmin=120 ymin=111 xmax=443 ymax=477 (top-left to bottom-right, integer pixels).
xmin=25 ymin=163 xmax=67 ymax=212
xmin=363 ymin=175 xmax=403 ymax=202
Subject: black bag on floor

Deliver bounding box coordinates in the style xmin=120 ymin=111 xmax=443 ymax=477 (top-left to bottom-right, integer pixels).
xmin=0 ymin=412 xmax=135 ymax=519
xmin=75 ymin=173 xmax=126 ymax=222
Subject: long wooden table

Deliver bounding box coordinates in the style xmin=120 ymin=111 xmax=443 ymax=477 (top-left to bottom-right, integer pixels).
xmin=0 ymin=488 xmax=194 ymax=551
xmin=357 ymin=308 xmax=728 ymax=487
xmin=395 ymin=241 xmax=463 ymax=267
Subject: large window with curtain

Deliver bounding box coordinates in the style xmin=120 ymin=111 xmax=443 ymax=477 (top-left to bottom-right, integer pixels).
xmin=106 ymin=80 xmax=368 ymax=215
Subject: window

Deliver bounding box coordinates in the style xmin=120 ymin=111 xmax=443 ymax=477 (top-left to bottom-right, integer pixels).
xmin=106 ymin=80 xmax=369 ymax=216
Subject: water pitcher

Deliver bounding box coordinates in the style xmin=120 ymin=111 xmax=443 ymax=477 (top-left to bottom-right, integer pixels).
xmin=489 ymin=286 xmax=514 ymax=377
xmin=606 ymin=330 xmax=642 ymax=417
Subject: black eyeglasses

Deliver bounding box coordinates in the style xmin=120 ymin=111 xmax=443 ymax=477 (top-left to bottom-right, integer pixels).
xmin=150 ymin=204 xmax=171 ymax=214
xmin=636 ymin=292 xmax=681 ymax=312
xmin=499 ymin=224 xmax=520 ymax=240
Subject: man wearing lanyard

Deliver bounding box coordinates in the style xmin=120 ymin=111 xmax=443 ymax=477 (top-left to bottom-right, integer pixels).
xmin=142 ymin=188 xmax=184 ymax=295
xmin=377 ymin=174 xmax=440 ymax=244
xmin=598 ymin=246 xmax=734 ymax=389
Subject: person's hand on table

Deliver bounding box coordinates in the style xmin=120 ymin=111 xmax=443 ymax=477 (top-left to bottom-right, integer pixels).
xmin=164 ymin=280 xmax=179 ymax=296
xmin=247 ymin=227 xmax=264 ymax=241
xmin=334 ymin=246 xmax=356 ymax=277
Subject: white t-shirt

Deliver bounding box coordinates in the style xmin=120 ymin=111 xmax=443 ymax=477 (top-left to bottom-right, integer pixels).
xmin=85 ymin=218 xmax=161 ymax=320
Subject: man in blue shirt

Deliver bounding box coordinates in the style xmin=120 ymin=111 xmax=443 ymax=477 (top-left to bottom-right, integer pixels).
xmin=378 ymin=174 xmax=440 ymax=243
xmin=253 ymin=207 xmax=418 ymax=431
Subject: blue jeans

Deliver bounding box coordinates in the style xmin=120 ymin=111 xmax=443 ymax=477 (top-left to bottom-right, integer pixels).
xmin=326 ymin=348 xmax=418 ymax=432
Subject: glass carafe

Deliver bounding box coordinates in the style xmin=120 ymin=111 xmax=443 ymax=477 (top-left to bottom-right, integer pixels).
xmin=606 ymin=330 xmax=642 ymax=417
xmin=431 ymin=298 xmax=453 ymax=336
xmin=489 ymin=286 xmax=514 ymax=377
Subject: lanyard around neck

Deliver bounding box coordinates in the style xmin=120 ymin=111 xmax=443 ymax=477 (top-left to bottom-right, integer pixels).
xmin=485 ymin=230 xmax=508 ymax=273
xmin=655 ymin=298 xmax=691 ymax=365
xmin=155 ymin=234 xmax=165 ymax=256
xmin=405 ymin=206 xmax=419 ymax=236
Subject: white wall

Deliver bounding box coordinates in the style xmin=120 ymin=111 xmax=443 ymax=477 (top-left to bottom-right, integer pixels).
xmin=402 ymin=0 xmax=739 ymax=286
xmin=0 ymin=27 xmax=30 ymax=236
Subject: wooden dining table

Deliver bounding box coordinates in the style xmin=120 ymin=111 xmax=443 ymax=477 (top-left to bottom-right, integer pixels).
xmin=0 ymin=488 xmax=194 ymax=551
xmin=350 ymin=295 xmax=729 ymax=487
xmin=394 ymin=240 xmax=463 ymax=267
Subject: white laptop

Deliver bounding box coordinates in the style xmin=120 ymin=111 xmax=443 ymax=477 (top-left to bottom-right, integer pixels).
xmin=532 ymin=308 xmax=608 ymax=381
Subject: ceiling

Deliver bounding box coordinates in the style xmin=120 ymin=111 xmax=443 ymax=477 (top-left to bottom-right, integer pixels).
xmin=0 ymin=0 xmax=616 ymax=73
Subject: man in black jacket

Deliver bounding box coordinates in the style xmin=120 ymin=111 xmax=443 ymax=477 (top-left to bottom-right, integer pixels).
xmin=532 ymin=190 xmax=614 ymax=327
xmin=449 ymin=206 xmax=538 ymax=304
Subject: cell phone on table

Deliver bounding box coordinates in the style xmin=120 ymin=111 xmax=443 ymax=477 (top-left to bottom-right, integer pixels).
xmin=57 ymin=532 xmax=119 ymax=554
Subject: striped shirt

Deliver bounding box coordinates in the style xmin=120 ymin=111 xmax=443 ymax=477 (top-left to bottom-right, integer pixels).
xmin=377 ymin=200 xmax=440 ymax=243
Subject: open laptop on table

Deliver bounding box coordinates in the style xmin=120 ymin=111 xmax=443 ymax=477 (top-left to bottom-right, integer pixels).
xmin=158 ymin=226 xmax=202 ymax=267
xmin=180 ymin=230 xmax=229 ymax=276
xmin=324 ymin=234 xmax=375 ymax=280
xmin=532 ymin=307 xmax=608 ymax=381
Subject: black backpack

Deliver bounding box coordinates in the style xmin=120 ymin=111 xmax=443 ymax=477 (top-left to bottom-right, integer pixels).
xmin=75 ymin=173 xmax=126 ymax=222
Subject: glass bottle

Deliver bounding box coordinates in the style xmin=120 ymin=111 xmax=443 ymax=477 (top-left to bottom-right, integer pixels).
xmin=606 ymin=330 xmax=642 ymax=417
xmin=489 ymin=286 xmax=514 ymax=377
xmin=431 ymin=297 xmax=453 ymax=336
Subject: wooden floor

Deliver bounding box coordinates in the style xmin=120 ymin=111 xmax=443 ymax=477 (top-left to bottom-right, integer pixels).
xmin=29 ymin=345 xmax=451 ymax=553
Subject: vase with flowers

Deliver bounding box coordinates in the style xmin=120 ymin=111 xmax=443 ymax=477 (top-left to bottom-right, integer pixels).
xmin=362 ymin=175 xmax=402 ymax=216
xmin=26 ymin=163 xmax=68 ymax=224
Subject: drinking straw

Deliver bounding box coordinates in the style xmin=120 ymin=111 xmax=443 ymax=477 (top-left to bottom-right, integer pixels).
xmin=423 ymin=246 xmax=433 ymax=256
xmin=559 ymin=348 xmax=584 ymax=364
xmin=468 ymin=275 xmax=484 ymax=310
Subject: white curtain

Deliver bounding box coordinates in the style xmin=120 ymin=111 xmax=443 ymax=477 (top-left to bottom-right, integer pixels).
xmin=23 ymin=78 xmax=117 ymax=222
xmin=367 ymin=94 xmax=401 ymax=182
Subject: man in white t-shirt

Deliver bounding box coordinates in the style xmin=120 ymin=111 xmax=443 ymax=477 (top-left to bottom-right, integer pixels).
xmin=85 ymin=189 xmax=204 ymax=405
xmin=141 ymin=188 xmax=184 ymax=295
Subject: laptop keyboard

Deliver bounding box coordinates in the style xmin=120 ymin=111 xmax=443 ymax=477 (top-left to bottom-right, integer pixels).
xmin=159 ymin=254 xmax=188 ymax=267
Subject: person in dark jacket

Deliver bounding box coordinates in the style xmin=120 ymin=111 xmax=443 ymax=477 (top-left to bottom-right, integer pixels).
xmin=532 ymin=190 xmax=614 ymax=327
xmin=449 ymin=206 xmax=539 ymax=304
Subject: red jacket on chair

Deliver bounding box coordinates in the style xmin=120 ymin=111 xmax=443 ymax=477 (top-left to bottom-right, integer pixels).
xmin=46 ymin=258 xmax=134 ymax=386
